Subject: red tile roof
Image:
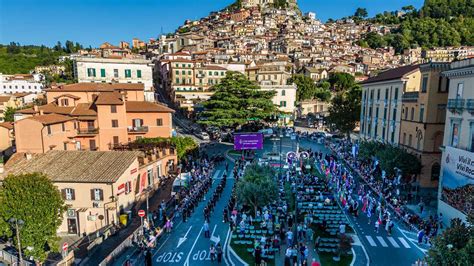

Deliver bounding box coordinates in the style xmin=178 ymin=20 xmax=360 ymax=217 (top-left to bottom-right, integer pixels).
xmin=361 ymin=65 xmax=420 ymax=84
xmin=126 ymin=101 xmax=174 ymax=113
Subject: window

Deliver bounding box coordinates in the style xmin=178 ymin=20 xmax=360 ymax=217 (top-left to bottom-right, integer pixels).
xmin=91 ymin=188 xmax=103 ymax=201
xmin=137 ymin=70 xmax=142 ymax=78
xmin=405 ymin=106 xmax=408 ymax=120
xmin=62 ymin=188 xmax=75 ymax=201
xmin=113 ymin=136 xmax=119 ymax=145
xmin=419 ymin=104 xmax=425 ymax=122
xmin=133 ymin=118 xmax=143 ymax=128
xmin=281 ymin=90 xmax=286 ymax=96
xmin=456 ymin=83 xmax=463 ymax=98
xmin=280 ymin=101 xmax=287 ymax=107
xmin=382 ymin=127 xmax=385 ymax=140
xmin=147 ymin=169 xmax=153 ymax=187
xmin=403 ymin=133 xmax=407 ymax=144
xmin=421 ymin=75 xmax=428 ymax=93
xmin=111 ymin=105 xmax=117 ymax=113
xmin=156 ymin=118 xmax=163 ymax=126
xmin=408 ymin=134 xmax=413 ymax=147
xmin=221 ymin=72 xmax=224 ymax=76
xmin=394 ymin=87 xmax=399 ymax=100
xmin=377 ymin=89 xmax=380 ymax=100
xmin=100 ymin=68 xmax=106 ymax=78
xmin=188 ymin=70 xmax=191 ymax=75
xmin=60 ymin=98 xmax=69 ymax=106
xmin=383 ymin=108 xmax=387 ymax=119
xmin=64 ymin=143 xmax=68 ymax=150
xmin=114 ymin=69 xmax=119 ymax=78
xmin=87 ymin=68 xmax=96 ymax=77
xmin=417 ymin=138 xmax=421 ymax=150
xmin=125 ymin=181 xmax=132 ymax=194
xmin=175 ymin=78 xmax=180 ymax=84
xmin=61 ymin=123 xmax=65 ymax=132
xmin=385 ymin=89 xmax=389 ymax=100
xmin=112 ymin=119 xmax=119 ymax=128
xmin=392 ymin=108 xmax=397 ymax=120
xmin=125 ymin=69 xmax=132 ymax=78
xmin=47 ymin=125 xmax=52 ymax=135
xmin=209 ymin=71 xmax=212 ymax=76
xmin=451 ymin=123 xmax=459 ymax=147
xmin=89 ymin=139 xmax=96 ymax=151
xmin=411 ymin=107 xmax=415 ymax=121
xmin=431 ymin=163 xmax=440 ymax=181
xmin=182 ymin=70 xmax=185 ymax=75
xmin=175 ymin=70 xmax=179 ymax=75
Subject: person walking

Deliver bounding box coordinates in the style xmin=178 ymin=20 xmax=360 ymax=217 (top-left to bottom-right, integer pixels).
xmin=203 ymin=221 xmax=210 ymax=238
xmin=210 ymin=244 xmax=216 ymax=261
xmin=217 ymin=243 xmax=223 ymax=263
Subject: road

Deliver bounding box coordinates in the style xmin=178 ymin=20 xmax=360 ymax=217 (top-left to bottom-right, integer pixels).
xmin=117 ymin=135 xmax=427 ymax=266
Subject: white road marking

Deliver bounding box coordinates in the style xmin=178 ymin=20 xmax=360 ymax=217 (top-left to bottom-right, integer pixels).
xmin=387 ymin=237 xmax=400 ymax=248
xmin=398 ymin=237 xmax=411 ymax=248
xmin=184 ymin=227 xmax=203 ymax=266
xmin=365 ymin=236 xmax=377 ymax=247
xmin=223 ymin=227 xmax=231 ymax=266
xmin=177 ymin=226 xmax=193 ymax=248
xmin=376 ymin=236 xmax=388 ymax=247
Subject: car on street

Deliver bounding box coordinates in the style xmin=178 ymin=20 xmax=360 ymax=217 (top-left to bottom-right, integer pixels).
xmin=199 ymin=132 xmax=210 ymax=140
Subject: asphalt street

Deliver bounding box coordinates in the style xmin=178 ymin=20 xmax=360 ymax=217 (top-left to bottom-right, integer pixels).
xmin=123 ymin=136 xmax=427 ymax=266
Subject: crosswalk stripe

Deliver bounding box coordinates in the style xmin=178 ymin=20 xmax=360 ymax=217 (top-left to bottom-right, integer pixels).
xmin=387 ymin=237 xmax=400 ymax=248
xmin=365 ymin=236 xmax=377 ymax=247
xmin=398 ymin=237 xmax=411 ymax=248
xmin=376 ymin=236 xmax=388 ymax=247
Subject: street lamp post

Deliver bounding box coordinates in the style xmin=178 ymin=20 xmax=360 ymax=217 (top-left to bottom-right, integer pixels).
xmin=8 ymin=218 xmax=24 ymax=266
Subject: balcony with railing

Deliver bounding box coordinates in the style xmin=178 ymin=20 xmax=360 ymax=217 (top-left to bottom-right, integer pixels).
xmin=77 ymin=128 xmax=99 ymax=136
xmin=127 ymin=126 xmax=149 ymax=133
xmin=466 ymin=99 xmax=474 ymax=114
xmin=447 ymin=99 xmax=465 ymax=113
xmin=402 ymin=92 xmax=419 ymax=102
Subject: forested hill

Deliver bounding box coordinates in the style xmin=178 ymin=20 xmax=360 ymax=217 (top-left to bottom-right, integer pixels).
xmin=360 ymin=0 xmax=474 ymax=53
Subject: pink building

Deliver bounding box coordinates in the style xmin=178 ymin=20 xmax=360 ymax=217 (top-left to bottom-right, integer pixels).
xmin=15 ymin=83 xmax=174 ymax=153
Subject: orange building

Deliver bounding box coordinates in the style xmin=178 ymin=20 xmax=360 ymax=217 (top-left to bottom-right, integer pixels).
xmin=14 ymin=83 xmax=174 ymax=153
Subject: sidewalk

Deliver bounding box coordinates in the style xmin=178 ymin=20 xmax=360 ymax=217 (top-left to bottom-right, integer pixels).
xmin=75 ymin=179 xmax=173 ymax=265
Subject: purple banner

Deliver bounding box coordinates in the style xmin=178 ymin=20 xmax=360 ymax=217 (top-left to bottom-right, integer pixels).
xmin=234 ymin=133 xmax=263 ymax=150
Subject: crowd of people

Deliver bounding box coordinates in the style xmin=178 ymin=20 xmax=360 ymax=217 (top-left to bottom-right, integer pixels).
xmin=325 ymin=139 xmax=441 ymax=245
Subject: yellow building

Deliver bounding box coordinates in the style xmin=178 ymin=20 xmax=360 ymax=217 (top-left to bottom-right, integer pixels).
xmin=399 ymin=63 xmax=450 ymax=191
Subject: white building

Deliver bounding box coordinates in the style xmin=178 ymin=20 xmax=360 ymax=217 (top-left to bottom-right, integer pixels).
xmin=359 ymin=65 xmax=420 ymax=144
xmin=0 ymin=74 xmax=44 ymax=94
xmin=74 ymin=57 xmax=155 ymax=102
xmin=438 ymin=58 xmax=474 ymax=225
xmin=261 ymin=84 xmax=297 ymax=124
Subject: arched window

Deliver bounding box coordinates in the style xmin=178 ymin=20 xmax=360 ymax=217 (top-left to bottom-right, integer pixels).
xmin=431 ymin=163 xmax=440 ymax=181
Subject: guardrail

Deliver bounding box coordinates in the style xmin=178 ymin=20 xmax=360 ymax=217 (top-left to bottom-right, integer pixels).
xmin=0 ymin=249 xmax=34 ymax=266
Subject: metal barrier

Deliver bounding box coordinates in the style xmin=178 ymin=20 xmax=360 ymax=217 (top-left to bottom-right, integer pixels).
xmin=0 ymin=249 xmax=34 ymax=266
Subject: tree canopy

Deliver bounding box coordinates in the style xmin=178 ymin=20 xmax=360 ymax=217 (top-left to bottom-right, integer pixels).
xmin=427 ymin=216 xmax=474 ymax=266
xmin=0 ymin=173 xmax=66 ymax=262
xmin=2 ymin=107 xmax=16 ymax=122
xmin=0 ymin=42 xmax=82 ymax=74
xmin=363 ymin=0 xmax=474 ymax=53
xmin=326 ymin=72 xmax=361 ymax=136
xmin=354 ymin=8 xmax=368 ymax=19
xmin=135 ymin=136 xmax=198 ymax=159
xmin=236 ymin=164 xmax=278 ymax=215
xmin=289 ymin=74 xmax=331 ymax=102
xmin=198 ymin=72 xmax=279 ymax=128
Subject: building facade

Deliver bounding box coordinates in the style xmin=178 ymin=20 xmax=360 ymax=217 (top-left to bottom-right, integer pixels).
xmin=1 ymin=149 xmax=176 ymax=236
xmin=14 ymin=83 xmax=174 ymax=153
xmin=399 ymin=63 xmax=450 ymax=191
xmin=360 ymin=65 xmax=421 ymax=145
xmin=0 ymin=74 xmax=44 ymax=94
xmin=438 ymin=58 xmax=474 ymax=225
xmin=74 ymin=57 xmax=155 ymax=102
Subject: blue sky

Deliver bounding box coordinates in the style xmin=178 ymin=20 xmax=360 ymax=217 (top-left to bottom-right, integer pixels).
xmin=0 ymin=0 xmax=424 ymax=47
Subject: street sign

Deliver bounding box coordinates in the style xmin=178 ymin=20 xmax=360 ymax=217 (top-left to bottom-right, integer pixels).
xmin=62 ymin=242 xmax=68 ymax=252
xmin=138 ymin=210 xmax=146 ymax=217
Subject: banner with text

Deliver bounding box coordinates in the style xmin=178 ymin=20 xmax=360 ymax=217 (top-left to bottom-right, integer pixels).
xmin=234 ymin=133 xmax=264 ymax=150
xmin=441 ymin=146 xmax=474 ymax=215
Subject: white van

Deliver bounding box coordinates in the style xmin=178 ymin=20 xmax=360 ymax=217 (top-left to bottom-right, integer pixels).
xmin=258 ymin=128 xmax=274 ymax=138
xmin=171 ymin=172 xmax=191 ymax=196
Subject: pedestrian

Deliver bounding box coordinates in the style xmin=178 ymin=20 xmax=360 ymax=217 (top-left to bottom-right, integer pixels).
xmin=286 ymin=230 xmax=293 ymax=247
xmin=417 ymin=229 xmax=424 ymax=245
xmin=374 ymin=220 xmax=380 ymax=233
xmin=203 ymin=221 xmax=210 ymax=238
xmin=210 ymin=244 xmax=216 ymax=261
xmin=217 ymin=243 xmax=223 ymax=263
xmin=284 ymin=246 xmax=292 ymax=266
xmin=255 ymin=244 xmax=262 ymax=266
